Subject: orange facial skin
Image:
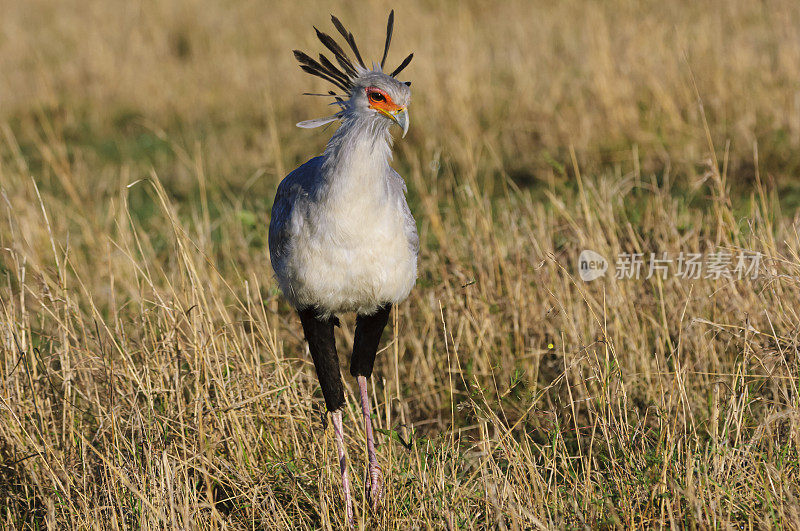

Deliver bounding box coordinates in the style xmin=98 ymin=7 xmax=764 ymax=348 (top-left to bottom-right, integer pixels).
xmin=366 ymin=86 xmax=404 ymax=113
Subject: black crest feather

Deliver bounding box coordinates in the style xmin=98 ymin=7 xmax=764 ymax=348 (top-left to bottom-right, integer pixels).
xmin=381 ymin=10 xmax=394 ymax=69
xmin=314 ymin=28 xmax=357 ymax=78
xmin=390 ymin=53 xmax=413 ymax=77
xmin=295 ymin=11 xmax=414 ymax=94
xmin=330 ymin=15 xmax=366 ymax=68
xmin=293 ymin=50 xmax=349 ymax=91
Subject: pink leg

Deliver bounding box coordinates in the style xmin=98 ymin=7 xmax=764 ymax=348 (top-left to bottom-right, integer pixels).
xmin=357 ymin=375 xmax=384 ymax=511
xmin=331 ymin=410 xmax=354 ymax=527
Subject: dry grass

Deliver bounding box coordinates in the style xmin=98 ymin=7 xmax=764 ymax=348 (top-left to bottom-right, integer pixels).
xmin=1 ymin=0 xmax=800 ymax=528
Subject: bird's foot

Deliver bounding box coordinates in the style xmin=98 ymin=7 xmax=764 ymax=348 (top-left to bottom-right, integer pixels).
xmin=366 ymin=464 xmax=384 ymax=512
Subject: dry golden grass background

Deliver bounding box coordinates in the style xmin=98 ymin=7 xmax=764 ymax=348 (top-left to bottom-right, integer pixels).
xmin=1 ymin=0 xmax=800 ymax=528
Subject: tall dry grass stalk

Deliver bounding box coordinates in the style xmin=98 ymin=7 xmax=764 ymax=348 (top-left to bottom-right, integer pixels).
xmin=1 ymin=0 xmax=800 ymax=528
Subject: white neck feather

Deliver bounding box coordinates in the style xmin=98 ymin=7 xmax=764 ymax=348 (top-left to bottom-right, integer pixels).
xmin=321 ymin=114 xmax=393 ymax=197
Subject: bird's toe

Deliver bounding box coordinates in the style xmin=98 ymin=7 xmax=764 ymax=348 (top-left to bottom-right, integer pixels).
xmin=366 ymin=465 xmax=385 ymax=512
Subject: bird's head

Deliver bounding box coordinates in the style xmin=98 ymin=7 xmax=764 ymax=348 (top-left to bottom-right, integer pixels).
xmin=348 ymin=72 xmax=411 ymax=137
xmin=293 ymin=11 xmax=413 ymax=138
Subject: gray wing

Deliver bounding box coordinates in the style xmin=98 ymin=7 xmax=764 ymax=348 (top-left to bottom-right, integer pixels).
xmin=268 ymin=157 xmax=324 ymax=277
xmin=387 ymin=167 xmax=419 ymax=256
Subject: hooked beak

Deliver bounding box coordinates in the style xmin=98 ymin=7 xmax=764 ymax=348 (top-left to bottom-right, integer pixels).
xmin=382 ymin=107 xmax=410 ymax=138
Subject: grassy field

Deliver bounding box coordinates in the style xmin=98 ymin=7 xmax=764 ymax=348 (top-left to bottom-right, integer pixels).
xmin=2 ymin=0 xmax=800 ymax=528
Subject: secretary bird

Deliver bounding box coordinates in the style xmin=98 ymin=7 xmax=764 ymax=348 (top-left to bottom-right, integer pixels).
xmin=268 ymin=11 xmax=416 ymax=524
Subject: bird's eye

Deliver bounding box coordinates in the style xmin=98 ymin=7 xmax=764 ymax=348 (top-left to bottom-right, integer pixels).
xmin=369 ymin=91 xmax=386 ymax=103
